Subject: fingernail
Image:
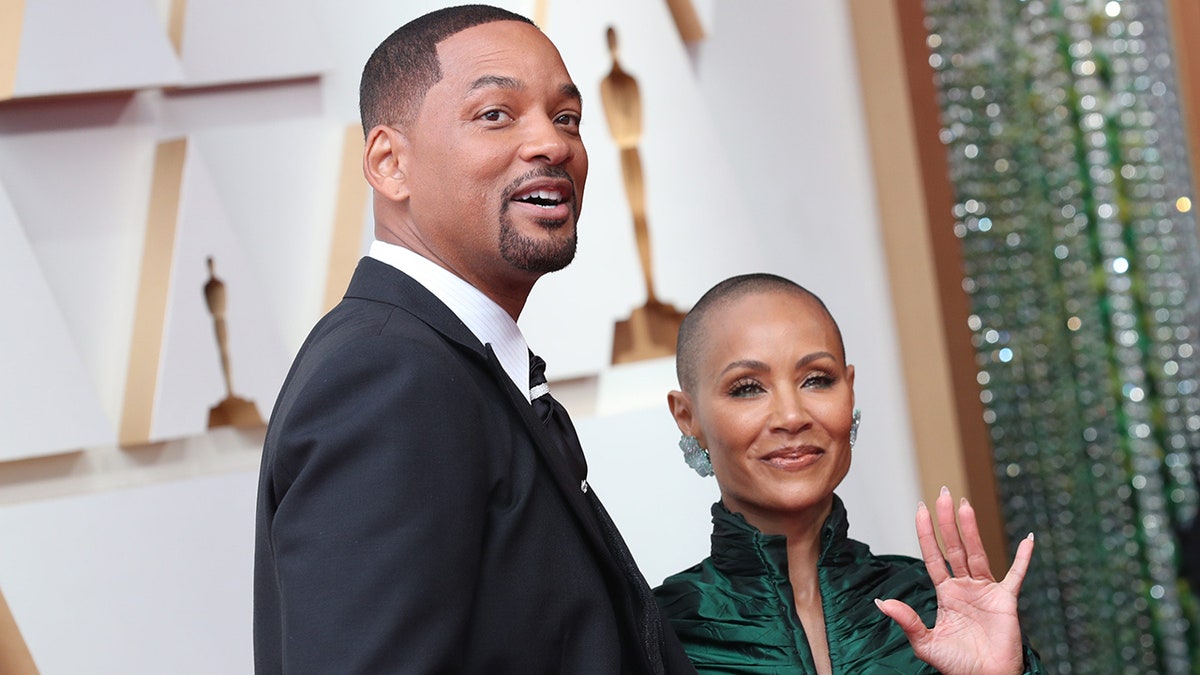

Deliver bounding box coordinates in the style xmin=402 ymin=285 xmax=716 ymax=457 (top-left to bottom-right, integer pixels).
xmin=1027 ymin=532 xmax=1035 ymax=541
xmin=873 ymin=598 xmax=884 ymax=610
xmin=917 ymin=501 xmax=927 ymax=511
xmin=960 ymin=497 xmax=968 ymax=507
xmin=940 ymin=485 xmax=949 ymax=496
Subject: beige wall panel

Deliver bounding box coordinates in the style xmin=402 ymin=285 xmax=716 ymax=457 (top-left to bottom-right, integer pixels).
xmin=187 ymin=119 xmax=344 ymax=352
xmin=845 ymin=0 xmax=969 ymax=503
xmin=1167 ymin=0 xmax=1200 ymax=204
xmin=166 ymin=0 xmax=187 ymax=54
xmin=0 ymin=179 xmax=112 ymax=460
xmin=148 ymin=141 xmax=291 ymax=440
xmin=0 ymin=587 xmax=36 ymax=675
xmin=10 ymin=0 xmax=181 ymax=99
xmin=175 ymin=0 xmax=329 ymax=87
xmin=121 ymin=139 xmax=187 ymax=446
xmin=0 ymin=470 xmax=256 ymax=673
xmin=123 ymin=135 xmax=302 ymax=444
xmin=324 ymin=124 xmax=368 ymax=312
xmin=310 ymin=0 xmax=528 ymax=131
xmin=665 ymin=0 xmax=706 ymax=43
xmin=0 ymin=101 xmax=163 ymax=433
xmin=523 ymin=0 xmax=759 ymax=381
xmin=847 ymin=0 xmax=1009 ymax=567
xmin=0 ymin=0 xmax=23 ymax=100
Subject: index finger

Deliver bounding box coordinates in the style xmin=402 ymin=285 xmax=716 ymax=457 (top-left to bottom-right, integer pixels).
xmin=915 ymin=501 xmax=950 ymax=585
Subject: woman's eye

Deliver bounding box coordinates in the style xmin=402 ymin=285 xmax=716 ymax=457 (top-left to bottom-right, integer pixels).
xmin=729 ymin=381 xmax=763 ymax=398
xmin=802 ymin=373 xmax=835 ymax=389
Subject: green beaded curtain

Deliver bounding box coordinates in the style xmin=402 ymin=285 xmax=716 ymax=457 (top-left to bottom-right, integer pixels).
xmin=921 ymin=0 xmax=1200 ymax=672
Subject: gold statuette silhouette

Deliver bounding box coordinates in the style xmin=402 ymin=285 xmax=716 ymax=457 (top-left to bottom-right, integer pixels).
xmin=601 ymin=26 xmax=685 ymax=364
xmin=204 ymin=256 xmax=264 ymax=428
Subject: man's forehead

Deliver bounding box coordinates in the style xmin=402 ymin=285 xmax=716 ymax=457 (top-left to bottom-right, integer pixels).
xmin=435 ymin=22 xmax=569 ymax=81
xmin=435 ymin=21 xmax=549 ymax=63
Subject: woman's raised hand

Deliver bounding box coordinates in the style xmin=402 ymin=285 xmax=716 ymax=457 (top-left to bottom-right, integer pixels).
xmin=875 ymin=487 xmax=1034 ymax=675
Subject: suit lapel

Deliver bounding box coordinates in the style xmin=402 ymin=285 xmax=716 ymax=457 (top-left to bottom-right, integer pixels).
xmin=481 ymin=345 xmax=625 ymax=563
xmin=342 ymin=258 xmax=623 ymax=569
xmin=344 ymin=257 xmax=483 ymax=356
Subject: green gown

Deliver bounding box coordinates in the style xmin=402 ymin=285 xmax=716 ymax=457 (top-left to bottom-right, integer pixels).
xmin=653 ymin=496 xmax=1044 ymax=674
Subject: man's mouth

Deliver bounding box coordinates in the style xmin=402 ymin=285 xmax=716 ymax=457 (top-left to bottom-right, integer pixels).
xmin=502 ymin=168 xmax=578 ymax=225
xmin=512 ymin=187 xmax=568 ymax=208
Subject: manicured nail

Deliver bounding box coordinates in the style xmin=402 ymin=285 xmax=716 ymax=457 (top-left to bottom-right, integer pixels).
xmin=1026 ymin=532 xmax=1035 ymax=541
xmin=940 ymin=485 xmax=949 ymax=496
xmin=917 ymin=501 xmax=927 ymax=511
xmin=960 ymin=497 xmax=968 ymax=507
xmin=874 ymin=598 xmax=884 ymax=610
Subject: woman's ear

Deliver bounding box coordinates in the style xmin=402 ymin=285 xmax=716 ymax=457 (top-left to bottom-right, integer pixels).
xmin=667 ymin=390 xmax=697 ymax=440
xmin=846 ymin=363 xmax=856 ymax=409
xmin=362 ymin=125 xmax=409 ymax=202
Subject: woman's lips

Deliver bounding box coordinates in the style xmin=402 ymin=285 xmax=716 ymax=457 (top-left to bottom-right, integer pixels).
xmin=760 ymin=447 xmax=824 ymax=470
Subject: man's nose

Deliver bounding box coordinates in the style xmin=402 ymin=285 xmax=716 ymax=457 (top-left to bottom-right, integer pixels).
xmin=520 ymin=115 xmax=575 ymax=165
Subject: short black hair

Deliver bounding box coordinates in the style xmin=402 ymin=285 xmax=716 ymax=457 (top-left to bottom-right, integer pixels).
xmin=675 ymin=273 xmax=846 ymax=393
xmin=359 ymin=5 xmax=536 ymax=135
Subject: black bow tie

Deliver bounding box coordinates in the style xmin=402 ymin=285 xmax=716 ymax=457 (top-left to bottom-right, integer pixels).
xmin=529 ymin=353 xmax=588 ymax=481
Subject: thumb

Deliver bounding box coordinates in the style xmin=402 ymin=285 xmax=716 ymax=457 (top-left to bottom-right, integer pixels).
xmin=875 ymin=598 xmax=929 ymax=646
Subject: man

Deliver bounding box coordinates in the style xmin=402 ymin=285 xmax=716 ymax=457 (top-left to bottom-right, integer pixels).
xmin=253 ymin=5 xmax=693 ymax=673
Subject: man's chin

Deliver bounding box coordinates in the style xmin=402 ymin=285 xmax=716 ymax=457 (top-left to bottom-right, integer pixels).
xmin=500 ymin=234 xmax=577 ymax=275
xmin=509 ymin=248 xmax=577 ymax=275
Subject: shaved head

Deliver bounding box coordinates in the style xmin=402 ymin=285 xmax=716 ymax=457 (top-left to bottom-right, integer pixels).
xmin=675 ymin=273 xmax=845 ymax=394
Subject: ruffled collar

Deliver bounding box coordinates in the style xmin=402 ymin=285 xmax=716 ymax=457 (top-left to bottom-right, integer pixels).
xmin=708 ymin=494 xmax=855 ymax=580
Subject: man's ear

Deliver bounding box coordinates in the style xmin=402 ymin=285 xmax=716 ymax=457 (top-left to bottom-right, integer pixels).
xmin=363 ymin=125 xmax=409 ymax=202
xmin=667 ymin=390 xmax=699 ymax=443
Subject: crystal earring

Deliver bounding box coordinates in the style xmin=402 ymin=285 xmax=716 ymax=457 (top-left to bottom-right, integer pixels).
xmin=849 ymin=408 xmax=862 ymax=447
xmin=679 ymin=435 xmax=714 ymax=477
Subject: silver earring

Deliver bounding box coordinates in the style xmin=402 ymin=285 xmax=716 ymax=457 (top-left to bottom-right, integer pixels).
xmin=849 ymin=408 xmax=862 ymax=447
xmin=679 ymin=435 xmax=714 ymax=477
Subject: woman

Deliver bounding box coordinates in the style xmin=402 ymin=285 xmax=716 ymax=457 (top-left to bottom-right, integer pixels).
xmin=654 ymin=273 xmax=1043 ymax=674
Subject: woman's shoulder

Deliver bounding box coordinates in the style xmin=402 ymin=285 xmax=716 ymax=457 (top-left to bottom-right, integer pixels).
xmin=653 ymin=558 xmax=716 ymax=608
xmin=655 ymin=552 xmax=799 ymax=632
xmin=654 ymin=558 xmax=807 ymax=670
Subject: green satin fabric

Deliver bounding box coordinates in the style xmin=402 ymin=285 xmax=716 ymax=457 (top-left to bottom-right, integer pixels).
xmin=654 ymin=496 xmax=1045 ymax=674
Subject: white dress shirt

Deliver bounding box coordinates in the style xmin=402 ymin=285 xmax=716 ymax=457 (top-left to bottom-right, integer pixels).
xmin=368 ymin=240 xmax=533 ymax=401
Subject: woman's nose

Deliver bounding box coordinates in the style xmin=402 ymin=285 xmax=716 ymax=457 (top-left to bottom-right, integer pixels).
xmin=770 ymin=390 xmax=812 ymax=433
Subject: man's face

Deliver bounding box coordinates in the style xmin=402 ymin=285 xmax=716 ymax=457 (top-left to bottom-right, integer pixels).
xmin=401 ymin=20 xmax=588 ymax=292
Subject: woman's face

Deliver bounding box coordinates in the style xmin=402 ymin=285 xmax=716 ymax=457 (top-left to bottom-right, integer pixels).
xmin=670 ymin=290 xmax=856 ymax=533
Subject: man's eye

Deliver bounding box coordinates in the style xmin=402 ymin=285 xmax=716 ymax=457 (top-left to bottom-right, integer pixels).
xmin=556 ymin=113 xmax=581 ymax=127
xmin=481 ymin=110 xmax=511 ymax=122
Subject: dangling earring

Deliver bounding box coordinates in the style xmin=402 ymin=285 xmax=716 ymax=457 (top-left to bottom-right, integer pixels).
xmin=849 ymin=408 xmax=862 ymax=447
xmin=679 ymin=435 xmax=714 ymax=477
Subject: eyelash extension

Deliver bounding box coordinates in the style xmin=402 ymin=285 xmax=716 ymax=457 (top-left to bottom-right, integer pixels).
xmin=727 ymin=378 xmax=762 ymax=397
xmin=803 ymin=372 xmax=837 ymax=388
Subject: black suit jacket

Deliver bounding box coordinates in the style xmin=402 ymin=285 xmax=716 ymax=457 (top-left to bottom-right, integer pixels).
xmin=254 ymin=258 xmax=693 ymax=673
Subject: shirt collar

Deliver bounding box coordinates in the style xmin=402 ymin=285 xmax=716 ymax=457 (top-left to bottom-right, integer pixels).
xmin=369 ymin=240 xmax=532 ymax=401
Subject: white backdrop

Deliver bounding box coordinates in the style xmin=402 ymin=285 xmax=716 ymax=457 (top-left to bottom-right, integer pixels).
xmin=0 ymin=1 xmax=922 ymax=672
